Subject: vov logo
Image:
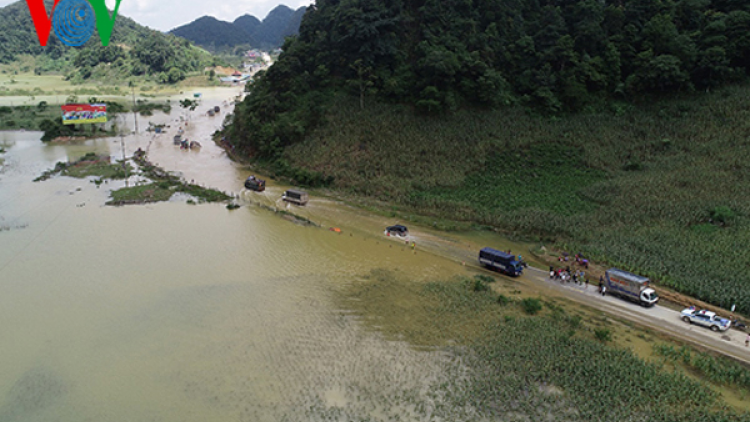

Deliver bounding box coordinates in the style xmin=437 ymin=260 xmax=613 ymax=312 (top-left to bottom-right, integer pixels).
xmin=26 ymin=0 xmax=122 ymax=47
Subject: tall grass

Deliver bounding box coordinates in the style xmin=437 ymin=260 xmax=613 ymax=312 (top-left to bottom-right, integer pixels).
xmin=286 ymin=84 xmax=750 ymax=313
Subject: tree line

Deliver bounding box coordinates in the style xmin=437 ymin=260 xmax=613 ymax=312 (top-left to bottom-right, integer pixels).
xmin=227 ymin=0 xmax=750 ymax=158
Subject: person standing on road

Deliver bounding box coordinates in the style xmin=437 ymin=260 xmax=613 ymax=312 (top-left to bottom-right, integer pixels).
xmin=746 ymin=333 xmax=749 ymax=347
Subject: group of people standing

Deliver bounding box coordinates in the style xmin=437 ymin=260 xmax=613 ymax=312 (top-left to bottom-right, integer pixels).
xmin=549 ymin=265 xmax=610 ymax=296
xmin=550 ymin=266 xmax=589 ymax=287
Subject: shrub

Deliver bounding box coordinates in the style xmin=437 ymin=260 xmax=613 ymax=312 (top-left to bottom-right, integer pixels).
xmin=520 ymin=298 xmax=543 ymax=315
xmin=595 ymin=328 xmax=612 ymax=342
xmin=709 ymin=206 xmax=735 ymax=225
xmin=496 ymin=294 xmax=510 ymax=305
xmin=471 ymin=278 xmax=489 ymax=292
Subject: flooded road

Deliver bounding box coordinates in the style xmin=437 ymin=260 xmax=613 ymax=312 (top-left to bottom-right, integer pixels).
xmin=0 ymin=89 xmax=495 ymax=422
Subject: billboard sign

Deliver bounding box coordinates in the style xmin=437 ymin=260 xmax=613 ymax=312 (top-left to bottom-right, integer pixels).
xmin=61 ymin=103 xmax=107 ymax=125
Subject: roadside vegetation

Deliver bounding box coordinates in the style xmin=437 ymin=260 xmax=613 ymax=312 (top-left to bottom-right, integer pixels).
xmin=337 ymin=270 xmax=750 ymax=421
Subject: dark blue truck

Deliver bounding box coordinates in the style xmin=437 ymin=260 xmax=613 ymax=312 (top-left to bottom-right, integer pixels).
xmin=478 ymin=248 xmax=524 ymax=276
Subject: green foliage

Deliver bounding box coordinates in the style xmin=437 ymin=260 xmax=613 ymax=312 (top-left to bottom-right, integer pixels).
xmin=135 ymin=100 xmax=171 ymax=116
xmin=275 ymin=86 xmax=750 ymax=315
xmin=39 ymin=118 xmax=74 ymax=142
xmin=0 ymin=1 xmax=212 ymax=84
xmin=654 ymin=344 xmax=750 ymax=390
xmin=496 ymin=294 xmax=510 ymax=305
xmin=413 ymin=143 xmax=605 ymax=216
xmin=179 ymin=99 xmax=199 ymax=111
xmin=594 ymin=328 xmax=612 ymax=342
xmin=228 ymin=0 xmax=750 ymax=159
xmin=710 ymin=206 xmax=735 ymax=225
xmin=468 ymin=317 xmax=736 ymax=421
xmin=470 ymin=278 xmax=489 ymax=292
xmin=520 ymin=298 xmax=543 ymax=315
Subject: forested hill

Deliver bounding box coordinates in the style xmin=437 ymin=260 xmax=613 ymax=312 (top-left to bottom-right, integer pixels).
xmin=169 ymin=5 xmax=306 ymax=51
xmin=170 ymin=16 xmax=258 ymax=50
xmin=228 ymin=0 xmax=750 ymax=156
xmin=0 ymin=0 xmax=214 ymax=84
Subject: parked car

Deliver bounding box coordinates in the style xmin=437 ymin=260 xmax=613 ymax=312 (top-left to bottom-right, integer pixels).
xmin=680 ymin=308 xmax=731 ymax=332
xmin=385 ymin=225 xmax=409 ymax=236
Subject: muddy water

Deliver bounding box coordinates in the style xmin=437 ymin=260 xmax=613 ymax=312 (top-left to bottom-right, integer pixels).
xmin=0 ymin=89 xmax=524 ymax=421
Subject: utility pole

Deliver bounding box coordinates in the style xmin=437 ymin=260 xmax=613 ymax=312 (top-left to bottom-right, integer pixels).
xmin=119 ymin=115 xmax=129 ymax=187
xmin=129 ymin=81 xmax=139 ymax=134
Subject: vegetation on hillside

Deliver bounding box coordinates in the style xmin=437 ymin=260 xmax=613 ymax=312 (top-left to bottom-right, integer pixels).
xmin=170 ymin=16 xmax=259 ymax=51
xmin=0 ymin=0 xmax=216 ymax=85
xmin=224 ymin=0 xmax=750 ymax=313
xmin=283 ymin=87 xmax=750 ymax=314
xmin=227 ymin=0 xmax=750 ymax=157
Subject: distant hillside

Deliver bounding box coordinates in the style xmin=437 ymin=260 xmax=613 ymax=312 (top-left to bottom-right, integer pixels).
xmin=170 ymin=16 xmax=257 ymax=50
xmin=0 ymin=0 xmax=214 ymax=84
xmin=252 ymin=5 xmax=295 ymax=47
xmin=234 ymin=15 xmax=262 ymax=38
xmin=169 ymin=5 xmax=306 ymax=51
xmin=282 ymin=7 xmax=307 ymax=39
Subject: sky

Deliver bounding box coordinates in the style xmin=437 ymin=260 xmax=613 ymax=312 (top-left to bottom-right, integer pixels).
xmin=0 ymin=0 xmax=314 ymax=32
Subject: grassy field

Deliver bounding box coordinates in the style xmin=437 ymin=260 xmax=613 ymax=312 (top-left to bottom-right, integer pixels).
xmin=0 ymin=68 xmax=222 ymax=101
xmin=285 ymin=84 xmax=750 ymax=314
xmin=335 ymin=271 xmax=750 ymax=421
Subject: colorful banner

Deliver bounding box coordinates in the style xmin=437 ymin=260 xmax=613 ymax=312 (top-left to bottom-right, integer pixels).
xmin=61 ymin=103 xmax=107 ymax=125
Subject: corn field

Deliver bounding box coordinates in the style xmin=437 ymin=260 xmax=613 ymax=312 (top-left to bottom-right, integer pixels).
xmin=287 ymin=85 xmax=750 ymax=313
xmin=335 ymin=271 xmax=750 ymax=421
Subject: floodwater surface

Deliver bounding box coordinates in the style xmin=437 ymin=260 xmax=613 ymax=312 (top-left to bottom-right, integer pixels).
xmin=0 ymin=90 xmax=509 ymax=421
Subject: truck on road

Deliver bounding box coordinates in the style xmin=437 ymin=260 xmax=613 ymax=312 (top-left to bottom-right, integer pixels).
xmin=604 ymin=268 xmax=659 ymax=307
xmin=478 ymin=248 xmax=523 ymax=277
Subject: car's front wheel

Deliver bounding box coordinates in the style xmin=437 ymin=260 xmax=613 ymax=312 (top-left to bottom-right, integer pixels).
xmin=682 ymin=316 xmax=691 ymax=323
xmin=710 ymin=325 xmax=719 ymax=332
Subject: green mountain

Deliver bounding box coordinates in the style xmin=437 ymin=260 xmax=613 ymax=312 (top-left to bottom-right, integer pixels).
xmin=281 ymin=7 xmax=307 ymax=41
xmin=171 ymin=16 xmax=258 ymax=50
xmin=233 ymin=14 xmax=262 ymax=38
xmin=169 ymin=5 xmax=306 ymax=51
xmin=0 ymin=0 xmax=214 ymax=84
xmin=225 ymin=0 xmax=750 ymax=314
xmin=252 ymin=5 xmax=295 ymax=47
xmin=171 ymin=15 xmax=257 ymax=51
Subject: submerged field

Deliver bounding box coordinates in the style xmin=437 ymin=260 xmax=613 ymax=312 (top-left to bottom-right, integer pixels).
xmin=285 ymin=84 xmax=750 ymax=314
xmin=335 ymin=271 xmax=750 ymax=421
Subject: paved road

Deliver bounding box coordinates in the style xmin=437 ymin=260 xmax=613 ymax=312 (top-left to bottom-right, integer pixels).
xmin=519 ymin=265 xmax=750 ymax=365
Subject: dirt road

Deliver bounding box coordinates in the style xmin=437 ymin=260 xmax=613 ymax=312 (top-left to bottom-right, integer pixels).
xmin=519 ymin=265 xmax=750 ymax=365
xmin=382 ymin=226 xmax=750 ymax=365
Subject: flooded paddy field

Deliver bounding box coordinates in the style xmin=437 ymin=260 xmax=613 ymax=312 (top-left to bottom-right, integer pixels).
xmin=1 ymin=91 xmax=748 ymax=422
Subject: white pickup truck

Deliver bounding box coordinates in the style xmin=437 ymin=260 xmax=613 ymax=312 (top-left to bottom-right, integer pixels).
xmin=680 ymin=308 xmax=731 ymax=332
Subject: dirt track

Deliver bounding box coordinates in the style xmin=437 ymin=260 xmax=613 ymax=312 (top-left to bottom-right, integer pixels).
xmin=519 ymin=265 xmax=750 ymax=365
xmin=385 ymin=226 xmax=750 ymax=366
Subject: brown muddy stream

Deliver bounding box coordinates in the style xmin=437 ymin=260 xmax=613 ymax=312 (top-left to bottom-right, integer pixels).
xmin=0 ymin=89 xmax=523 ymax=422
